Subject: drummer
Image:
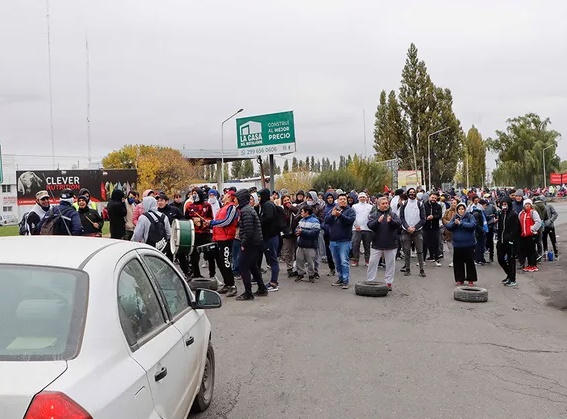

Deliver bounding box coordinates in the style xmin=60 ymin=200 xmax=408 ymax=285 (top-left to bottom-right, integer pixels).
xmin=185 ymin=187 xmax=215 ymax=279
xmin=157 ymin=193 xmax=183 ymax=262
xmin=206 ymin=190 xmax=239 ymax=297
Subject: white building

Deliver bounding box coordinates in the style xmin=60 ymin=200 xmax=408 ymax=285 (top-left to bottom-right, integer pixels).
xmin=0 ymin=154 xmax=18 ymax=219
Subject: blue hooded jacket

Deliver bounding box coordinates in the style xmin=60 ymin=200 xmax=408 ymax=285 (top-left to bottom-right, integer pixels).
xmin=296 ymin=214 xmax=321 ymax=248
xmin=446 ymin=204 xmax=477 ymax=248
xmin=324 ymin=204 xmax=356 ymax=242
xmin=322 ymin=192 xmax=337 ymax=233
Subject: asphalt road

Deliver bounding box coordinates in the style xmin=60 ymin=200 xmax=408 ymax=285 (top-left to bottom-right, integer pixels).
xmin=195 ymin=206 xmax=567 ymax=419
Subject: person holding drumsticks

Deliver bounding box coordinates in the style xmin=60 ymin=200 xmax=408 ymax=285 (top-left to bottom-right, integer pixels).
xmin=185 ymin=187 xmax=215 ymax=279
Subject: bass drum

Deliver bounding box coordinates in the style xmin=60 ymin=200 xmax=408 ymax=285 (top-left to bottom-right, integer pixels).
xmin=170 ymin=219 xmax=195 ymax=255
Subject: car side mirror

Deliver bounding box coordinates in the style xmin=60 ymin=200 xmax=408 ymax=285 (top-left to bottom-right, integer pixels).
xmin=192 ymin=289 xmax=222 ymax=309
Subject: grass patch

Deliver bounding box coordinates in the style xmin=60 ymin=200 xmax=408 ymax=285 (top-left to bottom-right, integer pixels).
xmin=0 ymin=223 xmax=110 ymax=236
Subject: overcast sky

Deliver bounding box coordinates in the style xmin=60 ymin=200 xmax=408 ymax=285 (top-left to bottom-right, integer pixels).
xmin=1 ymin=0 xmax=566 ymax=172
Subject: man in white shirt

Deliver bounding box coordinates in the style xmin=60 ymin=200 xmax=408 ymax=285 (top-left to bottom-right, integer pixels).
xmin=351 ymin=192 xmax=373 ymax=266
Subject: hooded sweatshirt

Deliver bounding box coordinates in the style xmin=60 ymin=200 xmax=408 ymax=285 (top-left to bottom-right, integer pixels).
xmin=107 ymin=189 xmax=127 ymax=239
xmin=446 ymin=204 xmax=477 ymax=248
xmin=235 ymin=189 xmax=263 ymax=248
xmin=321 ymin=192 xmax=337 ymax=233
xmin=133 ymin=189 xmax=154 ymax=225
xmin=73 ymin=188 xmax=97 ymax=210
xmin=258 ymin=188 xmax=279 ymax=239
xmin=185 ymin=187 xmax=213 ymax=235
xmin=208 ymin=189 xmax=221 ymax=218
xmin=131 ymin=196 xmax=172 ymax=244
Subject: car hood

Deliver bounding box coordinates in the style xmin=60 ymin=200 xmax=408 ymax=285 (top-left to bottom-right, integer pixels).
xmin=0 ymin=361 xmax=67 ymax=418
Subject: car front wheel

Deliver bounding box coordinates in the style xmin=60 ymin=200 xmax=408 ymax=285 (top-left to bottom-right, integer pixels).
xmin=191 ymin=342 xmax=215 ymax=413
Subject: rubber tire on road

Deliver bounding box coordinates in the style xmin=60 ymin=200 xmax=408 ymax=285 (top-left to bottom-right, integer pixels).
xmin=454 ymin=286 xmax=488 ymax=303
xmin=189 ymin=278 xmax=218 ymax=291
xmin=354 ymin=281 xmax=389 ymax=297
xmin=192 ymin=342 xmax=215 ymax=413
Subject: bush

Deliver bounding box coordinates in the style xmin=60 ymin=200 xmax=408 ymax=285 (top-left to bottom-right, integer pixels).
xmin=312 ymin=169 xmax=358 ymax=192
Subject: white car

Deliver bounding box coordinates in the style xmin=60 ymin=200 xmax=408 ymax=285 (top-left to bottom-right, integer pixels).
xmin=0 ymin=236 xmax=221 ymax=419
xmin=0 ymin=214 xmax=18 ymax=226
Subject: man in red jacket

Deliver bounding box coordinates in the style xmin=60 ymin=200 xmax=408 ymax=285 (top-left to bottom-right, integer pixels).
xmin=185 ymin=187 xmax=215 ymax=278
xmin=207 ymin=191 xmax=239 ymax=297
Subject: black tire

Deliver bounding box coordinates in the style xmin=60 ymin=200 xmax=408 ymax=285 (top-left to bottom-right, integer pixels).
xmin=189 ymin=278 xmax=218 ymax=291
xmin=354 ymin=281 xmax=389 ymax=297
xmin=192 ymin=342 xmax=215 ymax=413
xmin=454 ymin=286 xmax=488 ymax=303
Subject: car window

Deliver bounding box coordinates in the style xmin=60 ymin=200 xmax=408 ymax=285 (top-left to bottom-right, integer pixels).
xmin=143 ymin=255 xmax=190 ymax=319
xmin=117 ymin=258 xmax=166 ymax=347
xmin=0 ymin=264 xmax=88 ymax=361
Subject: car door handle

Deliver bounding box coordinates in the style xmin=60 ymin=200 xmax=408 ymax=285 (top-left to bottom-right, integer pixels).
xmin=154 ymin=367 xmax=168 ymax=382
xmin=185 ymin=336 xmax=194 ymax=346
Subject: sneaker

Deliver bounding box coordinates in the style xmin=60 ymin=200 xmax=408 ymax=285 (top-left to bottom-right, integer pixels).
xmin=327 ymin=270 xmax=336 ymax=276
xmin=404 ymin=270 xmax=411 ymax=276
xmin=226 ymin=286 xmax=238 ymax=297
xmin=260 ymin=268 xmax=267 ymax=274
xmin=365 ymin=259 xmax=369 ymax=266
xmin=435 ymin=261 xmax=442 ymax=267
xmin=536 ymin=254 xmax=543 ymax=263
xmin=386 ymin=283 xmax=392 ymax=292
xmin=254 ymin=289 xmax=269 ymax=297
xmin=341 ymin=283 xmax=349 ymax=289
xmin=308 ymin=275 xmax=315 ymax=283
xmin=294 ymin=275 xmax=304 ymax=282
xmin=217 ymin=285 xmax=230 ymax=294
xmin=449 ymin=262 xmax=453 ymax=267
xmin=468 ymin=281 xmax=474 ymax=286
xmin=505 ymin=281 xmax=517 ymax=287
xmin=313 ymin=273 xmax=320 ymax=279
xmin=475 ymin=261 xmax=484 ymax=266
xmin=416 ymin=262 xmax=421 ymax=267
xmin=332 ymin=279 xmax=343 ymax=286
xmin=378 ymin=262 xmax=386 ymax=268
xmin=411 ymin=252 xmax=417 ymax=258
xmin=400 ymin=266 xmax=409 ymax=272
xmin=501 ymin=277 xmax=510 ymax=284
xmin=266 ymin=283 xmax=279 ymax=292
xmin=419 ymin=270 xmax=426 ymax=278
xmin=531 ymin=266 xmax=539 ymax=272
xmin=351 ymin=261 xmax=359 ymax=267
xmin=236 ymin=292 xmax=254 ymax=301
xmin=456 ymin=281 xmax=464 ymax=286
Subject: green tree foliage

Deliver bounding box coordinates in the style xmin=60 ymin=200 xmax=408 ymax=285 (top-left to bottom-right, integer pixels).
xmin=339 ymin=156 xmax=346 ymax=170
xmin=463 ymin=126 xmax=486 ymax=186
xmin=310 ymin=156 xmax=315 ymax=171
xmin=347 ymin=155 xmax=392 ymax=194
xmin=374 ymin=90 xmax=410 ymax=163
xmin=222 ymin=163 xmax=229 ymax=181
xmin=312 ymin=169 xmax=358 ymax=193
xmin=283 ymin=159 xmax=289 ymax=172
xmin=230 ymin=160 xmax=243 ymax=179
xmin=292 ymin=157 xmax=298 ymax=171
xmin=305 ymin=157 xmax=310 ymax=170
xmin=487 ymin=114 xmax=561 ymax=187
xmin=560 ymin=160 xmax=567 ymax=172
xmin=241 ymin=159 xmax=254 ymax=178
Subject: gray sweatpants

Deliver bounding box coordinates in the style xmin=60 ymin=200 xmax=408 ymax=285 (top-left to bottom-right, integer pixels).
xmin=296 ymin=247 xmax=316 ymax=277
xmin=402 ymin=230 xmax=424 ymax=271
xmin=367 ymin=248 xmax=397 ymax=284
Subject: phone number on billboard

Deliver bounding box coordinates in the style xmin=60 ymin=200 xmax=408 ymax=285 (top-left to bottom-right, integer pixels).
xmin=240 ymin=146 xmax=280 ymax=155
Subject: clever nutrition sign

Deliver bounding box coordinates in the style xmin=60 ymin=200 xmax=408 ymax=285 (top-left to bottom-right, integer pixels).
xmin=236 ymin=111 xmax=296 ymax=156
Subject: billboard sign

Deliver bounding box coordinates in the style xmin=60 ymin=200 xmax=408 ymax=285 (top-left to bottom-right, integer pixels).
xmin=550 ymin=172 xmax=567 ymax=185
xmin=16 ymin=169 xmax=137 ymax=205
xmin=236 ymin=111 xmax=296 ymax=157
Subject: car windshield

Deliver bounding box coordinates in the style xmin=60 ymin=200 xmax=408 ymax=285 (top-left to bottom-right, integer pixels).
xmin=0 ymin=264 xmax=88 ymax=361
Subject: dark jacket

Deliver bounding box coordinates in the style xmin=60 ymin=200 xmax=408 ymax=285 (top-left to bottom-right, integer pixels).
xmin=171 ymin=201 xmax=185 ymax=217
xmin=399 ymin=199 xmax=426 ymax=231
xmin=367 ymin=209 xmax=401 ymax=249
xmin=158 ymin=204 xmax=182 ymax=224
xmin=423 ymin=201 xmax=442 ymax=230
xmin=258 ymin=188 xmax=279 ymax=239
xmin=497 ymin=207 xmax=520 ymax=244
xmin=321 ymin=192 xmax=337 ymax=234
xmin=235 ymin=189 xmax=263 ymax=248
xmin=446 ymin=212 xmax=477 ymax=248
xmin=296 ymin=214 xmax=321 ymax=249
xmin=282 ymin=203 xmax=299 ymax=238
xmin=511 ymin=199 xmax=524 ymax=216
xmin=78 ymin=206 xmax=104 ymax=235
xmin=107 ymin=189 xmax=127 ymax=239
xmin=324 ymin=205 xmax=356 ymax=242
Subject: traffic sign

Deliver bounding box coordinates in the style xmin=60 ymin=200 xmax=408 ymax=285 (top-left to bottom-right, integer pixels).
xmin=236 ymin=111 xmax=296 ymax=157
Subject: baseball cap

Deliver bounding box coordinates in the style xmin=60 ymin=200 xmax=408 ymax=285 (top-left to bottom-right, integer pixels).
xmin=358 ymin=192 xmax=367 ymax=198
xmin=225 ymin=190 xmax=236 ymax=197
xmin=60 ymin=189 xmax=75 ymax=200
xmin=36 ymin=190 xmax=49 ymax=200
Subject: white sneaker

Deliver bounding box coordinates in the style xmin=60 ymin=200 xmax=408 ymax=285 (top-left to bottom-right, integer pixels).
xmin=435 ymin=261 xmax=442 ymax=267
xmin=449 ymin=262 xmax=453 ymax=267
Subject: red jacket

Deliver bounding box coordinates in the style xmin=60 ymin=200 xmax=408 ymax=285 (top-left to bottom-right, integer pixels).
xmin=185 ymin=202 xmax=213 ymax=234
xmin=519 ymin=210 xmax=536 ymax=237
xmin=211 ymin=202 xmax=238 ymax=241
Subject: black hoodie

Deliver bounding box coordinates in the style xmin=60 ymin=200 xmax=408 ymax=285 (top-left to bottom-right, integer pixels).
xmin=497 ymin=197 xmax=520 ymax=244
xmin=107 ymin=189 xmax=127 ymax=239
xmin=258 ymin=188 xmax=279 ymax=239
xmin=235 ymin=189 xmax=263 ymax=248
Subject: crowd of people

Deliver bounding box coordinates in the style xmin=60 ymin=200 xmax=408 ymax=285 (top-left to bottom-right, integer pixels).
xmin=19 ymin=182 xmax=562 ymax=299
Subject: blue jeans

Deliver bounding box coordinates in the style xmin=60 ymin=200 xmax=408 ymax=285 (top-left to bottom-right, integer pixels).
xmin=330 ymin=241 xmax=352 ymax=283
xmin=232 ymin=239 xmax=241 ymax=275
xmin=263 ymin=235 xmax=280 ymax=284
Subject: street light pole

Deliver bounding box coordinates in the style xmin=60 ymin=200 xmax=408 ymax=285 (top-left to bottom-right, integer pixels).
xmin=427 ymin=127 xmax=450 ymax=191
xmin=221 ymin=108 xmax=244 ymax=189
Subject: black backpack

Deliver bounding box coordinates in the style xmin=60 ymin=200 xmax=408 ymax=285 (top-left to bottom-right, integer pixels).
xmin=18 ymin=212 xmax=31 ymax=235
xmin=39 ymin=207 xmax=71 ymax=235
xmin=143 ymin=212 xmax=167 ymax=251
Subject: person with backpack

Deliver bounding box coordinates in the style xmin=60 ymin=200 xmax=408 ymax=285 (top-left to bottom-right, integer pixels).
xmin=258 ymin=188 xmax=282 ymax=291
xmin=131 ymin=196 xmax=171 ymax=250
xmin=107 ymin=189 xmax=127 ymax=239
xmin=20 ymin=190 xmax=51 ymax=235
xmin=77 ymin=194 xmax=104 ymax=237
xmin=399 ymin=187 xmax=427 ymax=277
xmin=38 ymin=189 xmax=83 ymax=236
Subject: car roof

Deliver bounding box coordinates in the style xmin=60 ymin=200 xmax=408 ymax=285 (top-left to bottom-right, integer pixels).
xmin=0 ymin=236 xmax=147 ymax=269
